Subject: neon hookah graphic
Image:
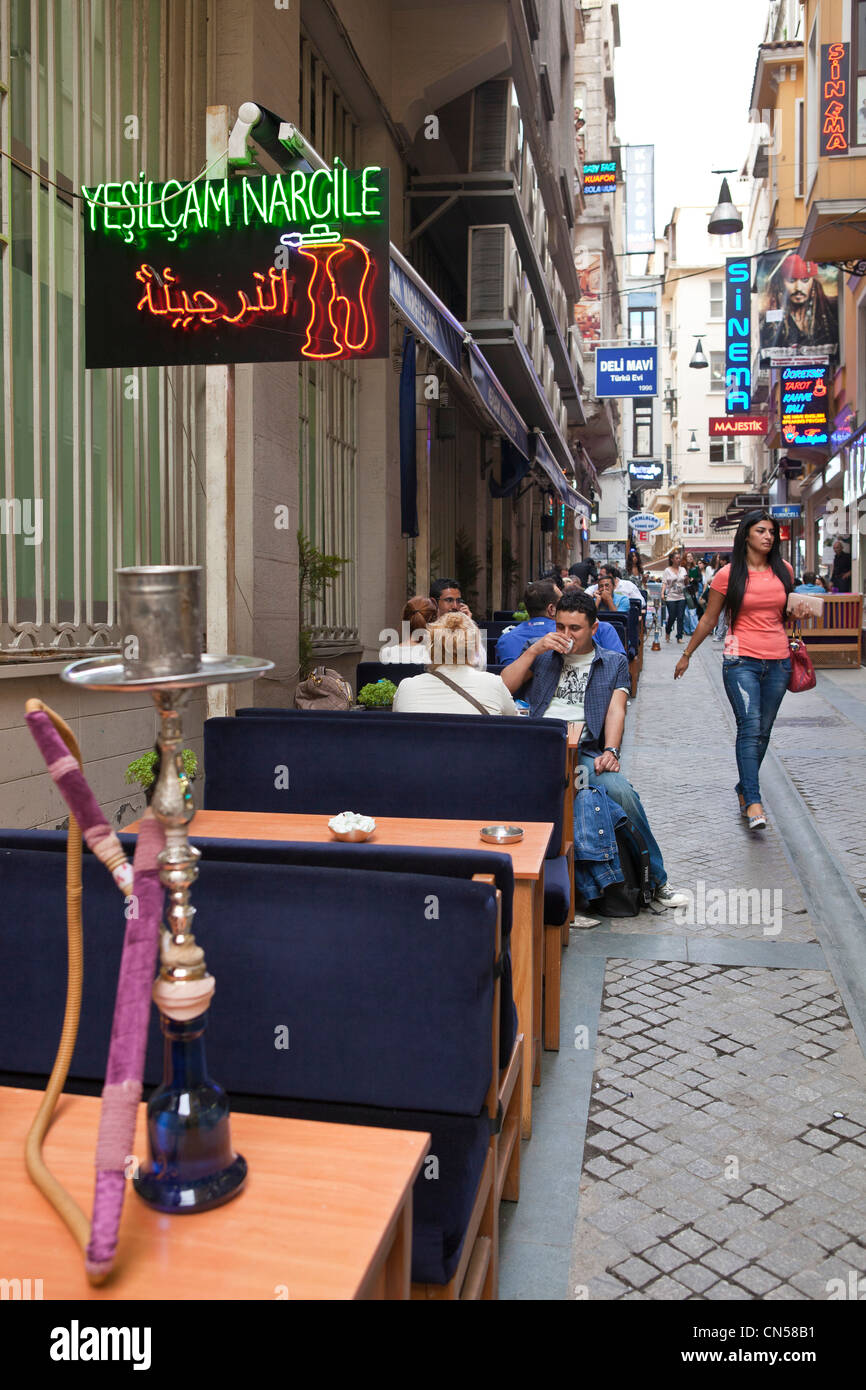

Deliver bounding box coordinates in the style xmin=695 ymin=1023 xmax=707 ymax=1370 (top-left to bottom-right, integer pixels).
xmin=135 ymin=223 xmax=376 ymax=359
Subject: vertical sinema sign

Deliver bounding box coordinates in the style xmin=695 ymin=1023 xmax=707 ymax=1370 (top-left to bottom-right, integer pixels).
xmin=820 ymin=43 xmax=850 ymax=155
xmin=724 ymin=257 xmax=751 ymax=414
xmin=82 ymin=168 xmax=390 ymax=367
xmin=624 ymin=146 xmax=655 ymax=255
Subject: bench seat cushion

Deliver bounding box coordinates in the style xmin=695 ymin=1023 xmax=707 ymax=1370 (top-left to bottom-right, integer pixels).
xmin=543 ymin=852 xmax=571 ymax=928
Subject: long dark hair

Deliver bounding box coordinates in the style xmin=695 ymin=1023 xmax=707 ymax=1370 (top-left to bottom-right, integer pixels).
xmin=725 ymin=510 xmax=792 ymax=628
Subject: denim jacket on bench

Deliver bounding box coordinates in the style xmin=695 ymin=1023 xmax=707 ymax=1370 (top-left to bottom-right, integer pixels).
xmin=573 ymin=784 xmax=627 ymax=901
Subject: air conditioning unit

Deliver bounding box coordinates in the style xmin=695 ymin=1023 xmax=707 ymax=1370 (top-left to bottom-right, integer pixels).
xmin=559 ymin=400 xmax=569 ymax=435
xmin=533 ymin=199 xmax=546 ymax=259
xmin=532 ymin=306 xmax=544 ymax=376
xmin=467 ymin=225 xmax=521 ymax=323
xmin=555 ymin=279 xmax=568 ymax=337
xmin=543 ymin=344 xmax=555 ymax=399
xmin=518 ymin=274 xmax=534 ymax=349
xmin=469 ymin=79 xmax=524 ymax=183
xmin=543 ymin=247 xmax=553 ymax=291
xmin=521 ymin=147 xmax=536 ymax=220
xmin=550 ymin=379 xmax=561 ymax=423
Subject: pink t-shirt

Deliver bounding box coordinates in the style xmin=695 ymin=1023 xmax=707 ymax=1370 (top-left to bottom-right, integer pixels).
xmin=710 ymin=562 xmax=793 ymax=659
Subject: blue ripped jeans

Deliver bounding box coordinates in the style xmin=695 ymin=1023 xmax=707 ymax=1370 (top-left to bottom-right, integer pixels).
xmin=721 ymin=655 xmax=791 ymax=807
xmin=577 ymin=752 xmax=668 ymax=891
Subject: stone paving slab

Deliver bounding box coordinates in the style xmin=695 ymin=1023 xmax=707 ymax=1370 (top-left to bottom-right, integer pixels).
xmin=569 ymin=959 xmax=866 ymax=1300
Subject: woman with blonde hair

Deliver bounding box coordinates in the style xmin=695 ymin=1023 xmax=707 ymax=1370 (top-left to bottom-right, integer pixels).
xmin=392 ymin=611 xmax=517 ymax=714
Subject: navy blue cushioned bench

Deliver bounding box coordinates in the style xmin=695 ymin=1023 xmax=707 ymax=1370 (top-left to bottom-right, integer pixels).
xmin=205 ymin=710 xmax=570 ymax=929
xmin=597 ymin=610 xmax=628 ymax=654
xmin=0 ymin=829 xmax=518 ymax=1295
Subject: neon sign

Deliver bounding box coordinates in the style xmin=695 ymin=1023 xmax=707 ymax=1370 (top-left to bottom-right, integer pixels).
xmin=820 ymin=44 xmax=850 ymax=156
xmin=709 ymin=416 xmax=767 ymax=436
xmin=83 ymin=170 xmax=389 ymax=368
xmin=724 ymin=257 xmax=751 ymax=414
xmin=582 ymin=161 xmax=617 ymax=195
xmin=780 ymin=365 xmax=830 ymax=447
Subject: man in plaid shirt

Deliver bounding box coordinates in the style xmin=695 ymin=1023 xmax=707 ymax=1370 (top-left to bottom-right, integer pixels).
xmin=501 ymin=589 xmax=687 ymax=909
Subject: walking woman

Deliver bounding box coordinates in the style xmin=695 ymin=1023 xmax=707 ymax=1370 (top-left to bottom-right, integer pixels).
xmin=661 ymin=547 xmax=688 ymax=643
xmin=673 ymin=511 xmax=813 ymax=831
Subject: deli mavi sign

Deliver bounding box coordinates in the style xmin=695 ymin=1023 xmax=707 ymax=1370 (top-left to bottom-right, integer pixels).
xmin=595 ymin=347 xmax=658 ymax=398
xmin=81 ymin=168 xmax=390 ymax=367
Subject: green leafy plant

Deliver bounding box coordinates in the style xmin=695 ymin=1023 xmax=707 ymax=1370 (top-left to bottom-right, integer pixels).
xmin=357 ymin=679 xmax=397 ymax=707
xmin=512 ymin=605 xmax=529 ymax=622
xmin=124 ymin=748 xmax=198 ymax=792
xmin=297 ymin=529 xmax=351 ymax=677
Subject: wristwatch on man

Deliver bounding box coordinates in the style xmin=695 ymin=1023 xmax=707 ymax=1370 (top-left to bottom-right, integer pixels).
xmin=603 ymin=746 xmax=621 ymax=759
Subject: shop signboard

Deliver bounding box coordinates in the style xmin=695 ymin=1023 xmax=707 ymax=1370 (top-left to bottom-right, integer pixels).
xmin=724 ymin=257 xmax=752 ymax=413
xmin=628 ymin=460 xmax=663 ymax=488
xmin=708 ymin=416 xmax=768 ymax=435
xmin=82 ymin=168 xmax=391 ymax=367
xmin=820 ymin=43 xmax=850 ymax=156
xmin=769 ymin=505 xmax=802 ymax=519
xmin=583 ymin=160 xmax=618 ymax=195
xmin=780 ymin=364 xmax=830 ymax=448
xmin=595 ymin=346 xmax=658 ymax=397
xmin=629 ymin=512 xmax=663 ymax=532
xmin=624 ymin=145 xmax=654 ymax=254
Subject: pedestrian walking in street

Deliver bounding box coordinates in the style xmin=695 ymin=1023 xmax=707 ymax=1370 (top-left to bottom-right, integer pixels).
xmin=673 ymin=511 xmax=814 ymax=831
xmin=830 ymin=539 xmax=852 ymax=593
xmin=661 ymin=548 xmax=688 ymax=643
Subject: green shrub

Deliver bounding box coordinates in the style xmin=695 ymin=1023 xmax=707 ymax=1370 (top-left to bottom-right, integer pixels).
xmin=357 ymin=679 xmax=397 ymax=707
xmin=125 ymin=747 xmax=198 ymax=792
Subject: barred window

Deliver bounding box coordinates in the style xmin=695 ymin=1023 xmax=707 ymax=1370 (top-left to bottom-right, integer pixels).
xmin=298 ymin=34 xmax=360 ymax=647
xmin=0 ymin=0 xmax=206 ymax=655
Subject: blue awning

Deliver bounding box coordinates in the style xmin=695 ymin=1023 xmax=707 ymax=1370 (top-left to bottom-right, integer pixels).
xmin=389 ymin=246 xmax=464 ymax=374
xmin=467 ymin=344 xmax=531 ymax=459
xmin=533 ymin=430 xmax=580 ymax=511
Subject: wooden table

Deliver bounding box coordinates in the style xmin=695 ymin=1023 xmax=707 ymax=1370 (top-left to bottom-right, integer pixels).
xmin=129 ymin=809 xmax=551 ymax=1138
xmin=0 ymin=1086 xmax=428 ymax=1300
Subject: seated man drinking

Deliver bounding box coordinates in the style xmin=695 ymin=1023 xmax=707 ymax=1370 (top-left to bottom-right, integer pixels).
xmin=500 ymin=589 xmax=687 ymax=909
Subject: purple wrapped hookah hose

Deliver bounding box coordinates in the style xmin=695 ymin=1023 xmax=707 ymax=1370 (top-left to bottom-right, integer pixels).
xmin=24 ymin=699 xmax=164 ymax=1284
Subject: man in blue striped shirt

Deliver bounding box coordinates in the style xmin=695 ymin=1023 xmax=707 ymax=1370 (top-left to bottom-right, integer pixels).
xmin=500 ymin=589 xmax=687 ymax=909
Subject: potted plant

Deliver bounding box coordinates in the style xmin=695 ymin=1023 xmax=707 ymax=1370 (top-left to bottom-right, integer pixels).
xmin=125 ymin=747 xmax=198 ymax=804
xmin=297 ymin=529 xmax=351 ymax=678
xmin=356 ymin=679 xmax=397 ymax=710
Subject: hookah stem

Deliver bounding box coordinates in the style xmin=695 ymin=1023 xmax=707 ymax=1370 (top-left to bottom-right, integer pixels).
xmin=22 ymin=703 xmax=92 ymax=1258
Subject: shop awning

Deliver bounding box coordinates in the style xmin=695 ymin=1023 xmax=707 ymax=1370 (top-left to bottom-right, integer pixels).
xmin=389 ymin=246 xmax=463 ymax=374
xmin=533 ymin=430 xmax=587 ymax=512
xmin=467 ymin=344 xmax=531 ymax=459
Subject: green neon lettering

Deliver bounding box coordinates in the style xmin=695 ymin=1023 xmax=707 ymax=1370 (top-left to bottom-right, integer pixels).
xmin=308 ymin=169 xmax=332 ymax=219
xmin=103 ymin=183 xmax=122 ymax=230
xmin=182 ymin=181 xmax=205 ymax=230
xmin=160 ymin=180 xmax=184 ymax=241
xmin=361 ymin=166 xmax=382 ymax=217
xmin=243 ymin=176 xmax=268 ymax=226
xmin=343 ymin=168 xmax=361 ymax=218
xmin=119 ymin=181 xmax=138 ymax=241
xmin=146 ymin=181 xmax=165 ymax=231
xmin=80 ymin=185 xmax=104 ymax=230
xmin=137 ymin=171 xmax=146 ymax=229
xmin=205 ymin=178 xmax=230 ymax=228
xmin=270 ymin=175 xmax=292 ymax=227
xmin=341 ymin=167 xmax=349 ymax=220
xmin=333 ymin=167 xmax=341 ymax=219
xmin=289 ymin=170 xmax=310 ymax=222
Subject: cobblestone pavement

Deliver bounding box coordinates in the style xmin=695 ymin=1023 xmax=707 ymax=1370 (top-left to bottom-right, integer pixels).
xmin=564 ymin=638 xmax=866 ymax=1301
xmin=599 ymin=639 xmax=815 ymax=940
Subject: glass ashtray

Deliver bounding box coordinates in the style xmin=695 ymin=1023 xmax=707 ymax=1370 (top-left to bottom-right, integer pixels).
xmin=480 ymin=824 xmax=524 ymax=845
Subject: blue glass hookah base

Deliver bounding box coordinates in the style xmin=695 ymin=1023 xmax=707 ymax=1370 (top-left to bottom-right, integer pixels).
xmin=133 ymin=1013 xmax=247 ymax=1214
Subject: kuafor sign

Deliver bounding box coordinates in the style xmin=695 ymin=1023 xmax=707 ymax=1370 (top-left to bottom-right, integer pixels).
xmin=708 ymin=417 xmax=768 ymax=436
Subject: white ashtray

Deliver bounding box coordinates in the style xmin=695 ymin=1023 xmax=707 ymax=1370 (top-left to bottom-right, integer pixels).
xmin=328 ymin=811 xmax=376 ymax=842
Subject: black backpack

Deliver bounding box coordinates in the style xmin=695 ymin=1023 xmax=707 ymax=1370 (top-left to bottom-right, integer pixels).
xmin=578 ymin=817 xmax=653 ymax=918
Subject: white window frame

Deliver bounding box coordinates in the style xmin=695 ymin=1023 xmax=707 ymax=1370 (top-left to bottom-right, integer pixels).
xmin=709 ymin=280 xmax=724 ymax=319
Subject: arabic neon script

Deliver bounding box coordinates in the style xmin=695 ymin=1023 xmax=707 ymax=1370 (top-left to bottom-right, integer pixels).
xmin=81 ymin=168 xmax=385 ymax=243
xmin=288 ymin=235 xmax=375 ymax=359
xmin=135 ymin=264 xmax=292 ymax=329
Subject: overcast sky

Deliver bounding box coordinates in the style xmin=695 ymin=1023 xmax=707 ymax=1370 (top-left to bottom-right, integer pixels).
xmin=614 ymin=0 xmax=770 ymax=231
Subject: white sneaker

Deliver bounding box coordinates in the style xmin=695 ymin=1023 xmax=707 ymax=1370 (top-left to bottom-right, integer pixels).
xmin=654 ymin=884 xmax=689 ymax=908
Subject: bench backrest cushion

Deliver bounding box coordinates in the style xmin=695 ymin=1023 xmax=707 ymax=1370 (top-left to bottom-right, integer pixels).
xmin=204 ymin=713 xmax=566 ymax=851
xmin=0 ymin=835 xmax=499 ymax=1115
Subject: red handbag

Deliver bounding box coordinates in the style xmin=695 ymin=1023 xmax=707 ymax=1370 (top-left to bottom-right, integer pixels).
xmin=788 ymin=622 xmax=816 ymax=693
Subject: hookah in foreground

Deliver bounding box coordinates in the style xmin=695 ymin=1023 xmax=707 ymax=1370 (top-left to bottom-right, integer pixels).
xmin=23 ymin=566 xmax=272 ymax=1284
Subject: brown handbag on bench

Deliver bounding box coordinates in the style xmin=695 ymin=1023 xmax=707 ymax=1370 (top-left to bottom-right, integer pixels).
xmin=294 ymin=666 xmax=354 ymax=710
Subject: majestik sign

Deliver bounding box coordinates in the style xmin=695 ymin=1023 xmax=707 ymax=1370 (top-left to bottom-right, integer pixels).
xmin=81 ymin=168 xmax=390 ymax=367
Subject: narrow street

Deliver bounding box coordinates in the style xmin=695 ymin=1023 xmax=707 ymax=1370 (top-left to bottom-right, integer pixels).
xmin=501 ymin=637 xmax=866 ymax=1300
